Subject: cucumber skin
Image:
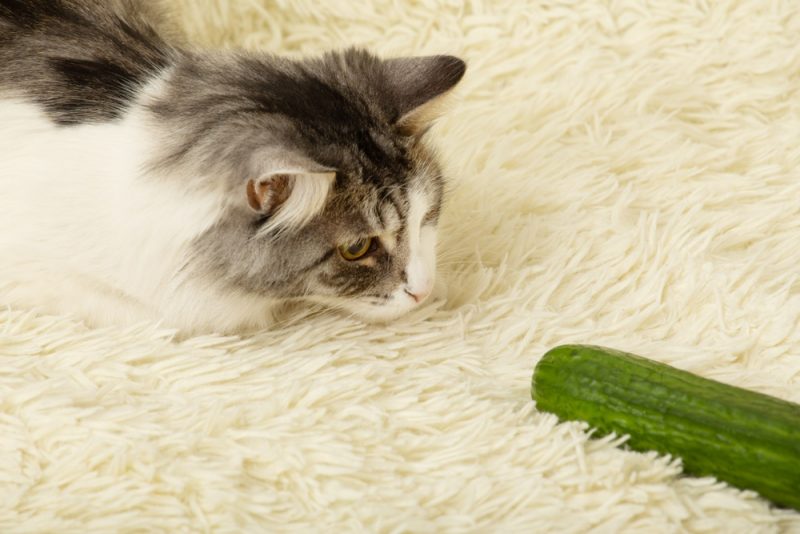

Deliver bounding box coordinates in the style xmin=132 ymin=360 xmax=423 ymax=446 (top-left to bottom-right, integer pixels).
xmin=531 ymin=345 xmax=800 ymax=511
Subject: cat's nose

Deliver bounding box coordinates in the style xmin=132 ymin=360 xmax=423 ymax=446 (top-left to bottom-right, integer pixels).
xmin=404 ymin=288 xmax=430 ymax=303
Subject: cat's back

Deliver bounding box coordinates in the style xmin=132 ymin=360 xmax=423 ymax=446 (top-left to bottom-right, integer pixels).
xmin=0 ymin=0 xmax=174 ymax=125
xmin=0 ymin=1 xmax=193 ymax=327
xmin=0 ymin=0 xmax=176 ymax=260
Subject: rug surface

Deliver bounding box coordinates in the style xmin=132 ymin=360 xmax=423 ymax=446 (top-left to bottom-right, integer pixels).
xmin=2 ymin=0 xmax=800 ymax=532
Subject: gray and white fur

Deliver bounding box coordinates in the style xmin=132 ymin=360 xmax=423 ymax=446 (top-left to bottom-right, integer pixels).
xmin=0 ymin=0 xmax=466 ymax=333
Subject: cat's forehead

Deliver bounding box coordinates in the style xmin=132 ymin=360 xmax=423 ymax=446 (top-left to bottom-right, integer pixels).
xmin=330 ymin=129 xmax=412 ymax=183
xmin=335 ymin=128 xmax=442 ymax=186
xmin=329 ymin=169 xmax=439 ymax=239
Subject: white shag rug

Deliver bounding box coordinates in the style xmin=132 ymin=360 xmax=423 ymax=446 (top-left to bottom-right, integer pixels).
xmin=2 ymin=0 xmax=800 ymax=532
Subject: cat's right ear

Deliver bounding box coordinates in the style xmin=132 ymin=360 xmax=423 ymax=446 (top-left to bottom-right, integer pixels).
xmin=384 ymin=55 xmax=467 ymax=137
xmin=246 ymin=152 xmax=336 ymax=234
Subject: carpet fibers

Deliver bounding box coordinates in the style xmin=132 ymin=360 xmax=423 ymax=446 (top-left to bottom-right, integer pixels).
xmin=2 ymin=0 xmax=800 ymax=532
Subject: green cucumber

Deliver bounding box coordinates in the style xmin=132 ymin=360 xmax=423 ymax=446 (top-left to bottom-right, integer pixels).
xmin=531 ymin=345 xmax=800 ymax=511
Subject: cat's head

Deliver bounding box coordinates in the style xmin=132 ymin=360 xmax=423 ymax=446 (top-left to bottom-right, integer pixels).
xmin=152 ymin=48 xmax=465 ymax=322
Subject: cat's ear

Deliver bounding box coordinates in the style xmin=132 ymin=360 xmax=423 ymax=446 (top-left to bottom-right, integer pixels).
xmin=384 ymin=55 xmax=466 ymax=136
xmin=246 ymin=153 xmax=336 ymax=233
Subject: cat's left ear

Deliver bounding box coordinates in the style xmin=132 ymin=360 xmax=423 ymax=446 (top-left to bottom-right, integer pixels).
xmin=247 ymin=151 xmax=336 ymax=233
xmin=384 ymin=55 xmax=466 ymax=136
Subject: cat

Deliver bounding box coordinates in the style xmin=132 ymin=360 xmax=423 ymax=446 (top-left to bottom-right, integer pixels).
xmin=0 ymin=0 xmax=466 ymax=334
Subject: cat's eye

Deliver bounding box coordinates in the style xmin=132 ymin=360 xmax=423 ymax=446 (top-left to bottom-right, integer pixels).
xmin=339 ymin=238 xmax=376 ymax=261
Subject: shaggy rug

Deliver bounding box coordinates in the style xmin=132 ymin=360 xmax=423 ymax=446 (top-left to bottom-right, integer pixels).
xmin=2 ymin=0 xmax=800 ymax=532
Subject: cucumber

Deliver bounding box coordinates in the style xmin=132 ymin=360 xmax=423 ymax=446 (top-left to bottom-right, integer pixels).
xmin=531 ymin=345 xmax=800 ymax=511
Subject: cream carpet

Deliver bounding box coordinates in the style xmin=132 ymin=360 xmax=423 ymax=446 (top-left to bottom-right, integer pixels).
xmin=2 ymin=0 xmax=800 ymax=532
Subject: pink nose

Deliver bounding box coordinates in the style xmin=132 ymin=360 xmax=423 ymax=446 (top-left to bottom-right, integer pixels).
xmin=404 ymin=289 xmax=429 ymax=303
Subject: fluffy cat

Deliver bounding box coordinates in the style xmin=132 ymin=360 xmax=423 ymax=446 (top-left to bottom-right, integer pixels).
xmin=0 ymin=0 xmax=466 ymax=334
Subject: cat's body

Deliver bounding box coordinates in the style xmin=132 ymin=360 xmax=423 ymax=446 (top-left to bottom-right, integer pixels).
xmin=0 ymin=0 xmax=464 ymax=333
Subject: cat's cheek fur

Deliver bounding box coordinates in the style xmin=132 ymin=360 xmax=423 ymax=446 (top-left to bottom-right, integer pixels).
xmin=340 ymin=292 xmax=420 ymax=323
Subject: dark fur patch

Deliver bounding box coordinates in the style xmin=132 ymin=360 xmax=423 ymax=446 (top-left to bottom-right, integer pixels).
xmin=0 ymin=0 xmax=172 ymax=125
xmin=0 ymin=0 xmax=79 ymax=29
